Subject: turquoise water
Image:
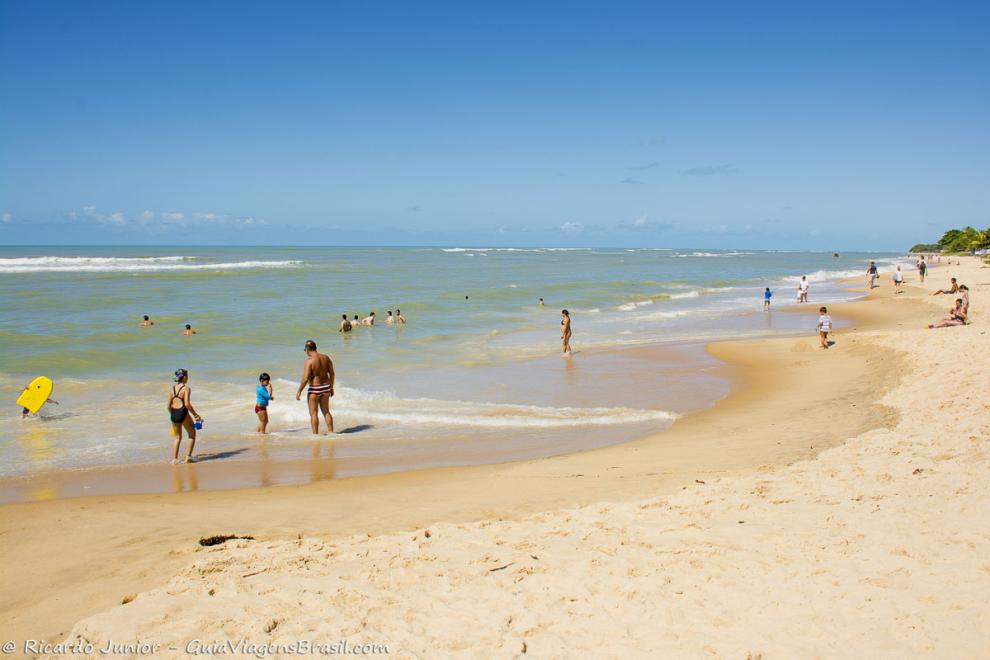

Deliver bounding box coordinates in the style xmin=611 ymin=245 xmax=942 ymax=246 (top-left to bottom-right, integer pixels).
xmin=0 ymin=246 xmax=901 ymax=485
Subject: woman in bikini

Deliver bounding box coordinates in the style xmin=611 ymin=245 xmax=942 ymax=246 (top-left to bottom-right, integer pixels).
xmin=168 ymin=368 xmax=202 ymax=464
xmin=561 ymin=309 xmax=572 ymax=356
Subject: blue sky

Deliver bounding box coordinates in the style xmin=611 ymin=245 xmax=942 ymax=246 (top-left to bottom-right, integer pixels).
xmin=1 ymin=1 xmax=987 ymax=249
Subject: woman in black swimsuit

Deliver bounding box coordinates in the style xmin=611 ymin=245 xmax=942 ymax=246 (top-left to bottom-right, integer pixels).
xmin=168 ymin=368 xmax=202 ymax=464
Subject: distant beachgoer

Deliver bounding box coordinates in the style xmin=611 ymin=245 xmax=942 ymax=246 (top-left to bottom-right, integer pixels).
xmin=959 ymin=285 xmax=970 ymax=314
xmin=386 ymin=310 xmax=394 ymax=325
xmin=295 ymin=340 xmax=335 ymax=434
xmin=339 ymin=314 xmax=352 ymax=333
xmin=256 ymin=373 xmax=274 ymax=433
xmin=918 ymin=257 xmax=927 ymax=282
xmin=353 ymin=315 xmax=360 ymax=326
xmin=928 ymin=299 xmax=967 ymax=328
xmin=141 ymin=315 xmax=154 ymax=327
xmin=561 ymin=309 xmax=572 ymax=356
xmin=763 ymin=287 xmax=772 ymax=310
xmin=893 ymin=266 xmax=904 ymax=293
xmin=167 ymin=368 xmax=202 ymax=464
xmin=396 ymin=309 xmax=406 ymax=324
xmin=362 ymin=312 xmax=376 ymax=326
xmin=866 ymin=262 xmax=878 ymax=289
xmin=183 ymin=324 xmax=196 ymax=336
xmin=539 ymin=298 xmax=545 ymax=306
xmin=817 ymin=306 xmax=832 ymax=349
xmin=798 ymin=276 xmax=809 ymax=303
xmin=932 ymin=278 xmax=959 ymax=296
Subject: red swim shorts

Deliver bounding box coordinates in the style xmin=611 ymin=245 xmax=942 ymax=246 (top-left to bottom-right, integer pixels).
xmin=255 ymin=405 xmax=267 ymax=414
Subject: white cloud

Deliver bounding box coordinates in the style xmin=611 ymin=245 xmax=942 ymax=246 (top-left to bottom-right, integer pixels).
xmin=103 ymin=211 xmax=127 ymax=225
xmin=633 ymin=215 xmax=648 ymax=227
xmin=559 ymin=221 xmax=583 ymax=233
xmin=161 ymin=212 xmax=184 ymax=221
xmin=139 ymin=210 xmax=155 ymax=222
xmin=193 ymin=212 xmax=224 ymax=221
xmin=82 ymin=205 xmax=98 ymax=217
xmin=1 ymin=212 xmax=11 ymax=223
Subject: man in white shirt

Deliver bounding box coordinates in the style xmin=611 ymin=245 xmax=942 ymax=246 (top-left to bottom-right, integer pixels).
xmin=798 ymin=276 xmax=809 ymax=303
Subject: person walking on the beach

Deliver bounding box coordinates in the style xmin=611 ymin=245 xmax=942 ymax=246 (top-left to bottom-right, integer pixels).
xmin=561 ymin=309 xmax=572 ymax=356
xmin=918 ymin=257 xmax=927 ymax=282
xmin=867 ymin=262 xmax=879 ymax=289
xmin=893 ymin=266 xmax=904 ymax=293
xmin=763 ymin=287 xmax=772 ymax=310
xmin=817 ymin=307 xmax=832 ymax=349
xmin=338 ymin=314 xmax=352 ymax=333
xmin=256 ymin=372 xmax=274 ymax=433
xmin=296 ymin=340 xmax=335 ymax=434
xmin=798 ymin=276 xmax=809 ymax=303
xmin=167 ymin=368 xmax=202 ymax=464
xmin=141 ymin=315 xmax=154 ymax=327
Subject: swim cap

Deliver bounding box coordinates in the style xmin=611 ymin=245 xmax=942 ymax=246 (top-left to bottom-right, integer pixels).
xmin=174 ymin=368 xmax=188 ymax=382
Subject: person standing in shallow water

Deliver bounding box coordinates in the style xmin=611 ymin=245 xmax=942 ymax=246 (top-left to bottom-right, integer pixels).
xmin=561 ymin=309 xmax=572 ymax=356
xmin=167 ymin=368 xmax=202 ymax=464
xmin=296 ymin=340 xmax=335 ymax=434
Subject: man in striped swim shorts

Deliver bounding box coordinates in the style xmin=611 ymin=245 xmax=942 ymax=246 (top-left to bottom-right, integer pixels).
xmin=295 ymin=339 xmax=335 ymax=434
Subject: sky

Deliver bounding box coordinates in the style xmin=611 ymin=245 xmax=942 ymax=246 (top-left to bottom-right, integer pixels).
xmin=1 ymin=1 xmax=988 ymax=249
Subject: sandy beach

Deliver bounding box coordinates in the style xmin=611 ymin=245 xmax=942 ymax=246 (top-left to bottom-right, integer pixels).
xmin=2 ymin=258 xmax=988 ymax=657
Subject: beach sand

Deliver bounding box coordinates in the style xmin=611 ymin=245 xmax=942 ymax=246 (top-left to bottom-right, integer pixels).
xmin=2 ymin=259 xmax=988 ymax=657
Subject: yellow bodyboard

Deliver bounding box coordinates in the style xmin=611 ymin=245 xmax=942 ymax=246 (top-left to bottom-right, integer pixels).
xmin=17 ymin=377 xmax=53 ymax=414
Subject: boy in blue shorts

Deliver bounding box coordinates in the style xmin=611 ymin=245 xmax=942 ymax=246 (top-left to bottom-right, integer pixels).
xmin=763 ymin=287 xmax=772 ymax=310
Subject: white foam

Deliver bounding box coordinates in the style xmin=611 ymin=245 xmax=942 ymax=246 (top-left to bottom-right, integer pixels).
xmin=673 ymin=251 xmax=752 ymax=258
xmin=266 ymin=385 xmax=677 ymax=429
xmin=617 ymin=299 xmax=654 ymax=311
xmin=669 ymin=290 xmax=701 ymax=299
xmin=0 ymin=256 xmax=302 ymax=273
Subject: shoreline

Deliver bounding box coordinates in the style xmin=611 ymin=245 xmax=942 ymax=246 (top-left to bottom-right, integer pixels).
xmin=2 ymin=262 xmax=970 ymax=651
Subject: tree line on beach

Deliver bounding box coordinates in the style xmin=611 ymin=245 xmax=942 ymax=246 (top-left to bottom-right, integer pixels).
xmin=910 ymin=226 xmax=990 ymax=254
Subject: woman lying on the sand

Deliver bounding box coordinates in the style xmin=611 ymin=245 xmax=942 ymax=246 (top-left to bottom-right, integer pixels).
xmin=928 ymin=299 xmax=968 ymax=329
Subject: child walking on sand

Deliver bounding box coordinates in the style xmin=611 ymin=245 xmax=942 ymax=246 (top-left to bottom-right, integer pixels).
xmin=256 ymin=373 xmax=274 ymax=433
xmin=817 ymin=306 xmax=832 ymax=349
xmin=763 ymin=287 xmax=772 ymax=310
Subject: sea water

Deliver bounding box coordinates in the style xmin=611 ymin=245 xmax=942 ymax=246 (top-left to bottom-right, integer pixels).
xmin=0 ymin=246 xmax=903 ymax=490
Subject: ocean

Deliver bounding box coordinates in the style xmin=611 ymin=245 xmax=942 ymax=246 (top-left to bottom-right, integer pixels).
xmin=0 ymin=246 xmax=902 ymax=496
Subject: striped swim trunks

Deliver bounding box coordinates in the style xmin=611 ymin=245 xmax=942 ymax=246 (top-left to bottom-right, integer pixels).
xmin=308 ymin=384 xmax=332 ymax=396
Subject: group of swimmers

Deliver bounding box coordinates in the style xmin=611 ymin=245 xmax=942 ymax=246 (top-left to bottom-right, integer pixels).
xmin=338 ymin=310 xmax=406 ymax=332
xmin=141 ymin=315 xmax=196 ymax=335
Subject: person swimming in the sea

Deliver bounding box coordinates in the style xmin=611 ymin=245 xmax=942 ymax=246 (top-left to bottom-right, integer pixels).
xmin=396 ymin=309 xmax=406 ymax=324
xmin=338 ymin=314 xmax=352 ymax=333
xmin=183 ymin=324 xmax=196 ymax=336
xmin=361 ymin=311 xmax=376 ymax=326
xmin=141 ymin=315 xmax=154 ymax=327
xmin=386 ymin=310 xmax=394 ymax=325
